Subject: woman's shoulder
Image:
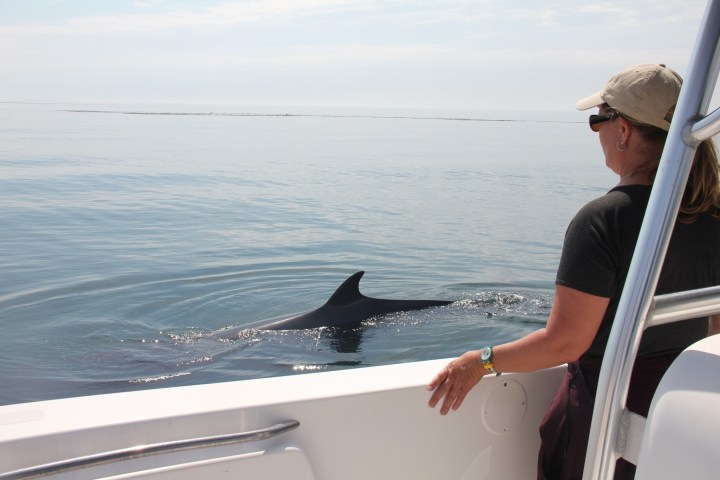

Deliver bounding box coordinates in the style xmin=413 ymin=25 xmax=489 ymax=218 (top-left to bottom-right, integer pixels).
xmin=575 ymin=185 xmax=651 ymax=220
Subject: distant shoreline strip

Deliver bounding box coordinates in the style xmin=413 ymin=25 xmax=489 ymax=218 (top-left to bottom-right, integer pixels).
xmin=59 ymin=109 xmax=577 ymax=124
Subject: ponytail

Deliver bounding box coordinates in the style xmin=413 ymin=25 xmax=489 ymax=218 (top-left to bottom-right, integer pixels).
xmin=627 ymin=116 xmax=720 ymax=223
xmin=679 ymin=138 xmax=720 ymax=223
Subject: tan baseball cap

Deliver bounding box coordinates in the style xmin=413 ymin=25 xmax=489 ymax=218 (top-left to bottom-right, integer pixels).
xmin=576 ymin=63 xmax=682 ymax=131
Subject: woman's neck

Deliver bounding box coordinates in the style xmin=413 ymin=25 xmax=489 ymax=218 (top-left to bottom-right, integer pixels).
xmin=615 ymin=151 xmax=657 ymax=186
xmin=616 ymin=170 xmax=653 ymax=187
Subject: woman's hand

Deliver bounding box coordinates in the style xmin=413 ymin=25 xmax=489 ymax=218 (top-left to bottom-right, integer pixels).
xmin=427 ymin=350 xmax=487 ymax=415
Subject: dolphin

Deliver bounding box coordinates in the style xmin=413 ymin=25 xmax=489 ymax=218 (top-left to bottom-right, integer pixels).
xmin=217 ymin=271 xmax=452 ymax=336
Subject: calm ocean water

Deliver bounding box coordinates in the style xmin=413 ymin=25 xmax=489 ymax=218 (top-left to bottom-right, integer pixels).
xmin=0 ymin=102 xmax=614 ymax=405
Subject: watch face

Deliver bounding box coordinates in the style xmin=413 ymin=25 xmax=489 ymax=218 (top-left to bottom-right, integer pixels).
xmin=480 ymin=347 xmax=491 ymax=361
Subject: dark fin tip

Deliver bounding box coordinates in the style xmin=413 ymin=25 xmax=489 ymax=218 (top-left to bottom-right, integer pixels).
xmin=325 ymin=271 xmax=366 ymax=306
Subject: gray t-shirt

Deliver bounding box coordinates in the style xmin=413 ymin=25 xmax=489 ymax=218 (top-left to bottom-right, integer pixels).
xmin=556 ymin=185 xmax=720 ymax=357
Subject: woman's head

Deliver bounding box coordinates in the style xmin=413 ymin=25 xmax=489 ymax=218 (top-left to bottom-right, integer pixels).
xmin=576 ymin=64 xmax=682 ymax=131
xmin=577 ymin=64 xmax=720 ymax=222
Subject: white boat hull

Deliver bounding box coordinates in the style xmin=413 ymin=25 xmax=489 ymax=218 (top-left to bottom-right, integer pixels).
xmin=0 ymin=360 xmax=565 ymax=479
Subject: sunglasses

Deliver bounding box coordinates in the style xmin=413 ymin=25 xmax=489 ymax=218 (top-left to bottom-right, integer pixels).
xmin=588 ymin=111 xmax=620 ymax=132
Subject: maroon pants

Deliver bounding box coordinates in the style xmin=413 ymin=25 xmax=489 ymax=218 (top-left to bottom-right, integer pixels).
xmin=537 ymin=352 xmax=680 ymax=480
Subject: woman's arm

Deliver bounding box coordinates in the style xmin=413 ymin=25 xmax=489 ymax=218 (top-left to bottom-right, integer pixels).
xmin=427 ymin=284 xmax=609 ymax=415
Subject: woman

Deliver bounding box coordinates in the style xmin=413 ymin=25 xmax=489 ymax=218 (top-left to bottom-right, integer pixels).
xmin=427 ymin=64 xmax=720 ymax=480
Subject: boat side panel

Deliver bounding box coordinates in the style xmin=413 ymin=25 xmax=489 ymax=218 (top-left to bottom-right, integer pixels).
xmin=0 ymin=361 xmax=565 ymax=480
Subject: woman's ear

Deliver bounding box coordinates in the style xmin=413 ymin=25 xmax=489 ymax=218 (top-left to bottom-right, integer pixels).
xmin=618 ymin=116 xmax=633 ymax=146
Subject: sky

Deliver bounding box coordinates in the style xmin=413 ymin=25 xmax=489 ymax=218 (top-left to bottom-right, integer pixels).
xmin=0 ymin=0 xmax=714 ymax=110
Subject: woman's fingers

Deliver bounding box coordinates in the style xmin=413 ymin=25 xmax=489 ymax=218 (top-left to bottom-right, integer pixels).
xmin=427 ymin=368 xmax=447 ymax=392
xmin=427 ymin=369 xmax=449 ymax=408
xmin=428 ymin=352 xmax=485 ymax=414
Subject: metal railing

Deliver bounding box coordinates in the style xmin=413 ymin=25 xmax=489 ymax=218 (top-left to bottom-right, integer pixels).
xmin=0 ymin=419 xmax=300 ymax=480
xmin=651 ymin=285 xmax=720 ymax=326
xmin=582 ymin=0 xmax=720 ymax=478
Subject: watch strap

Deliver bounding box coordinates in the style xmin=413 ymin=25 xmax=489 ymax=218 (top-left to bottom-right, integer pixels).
xmin=480 ymin=346 xmax=497 ymax=374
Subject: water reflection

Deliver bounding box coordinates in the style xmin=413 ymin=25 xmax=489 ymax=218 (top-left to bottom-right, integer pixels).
xmin=322 ymin=325 xmax=366 ymax=354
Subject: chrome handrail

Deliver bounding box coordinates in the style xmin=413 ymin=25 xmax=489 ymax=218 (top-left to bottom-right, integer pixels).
xmin=689 ymin=106 xmax=720 ymax=144
xmin=650 ymin=285 xmax=720 ymax=327
xmin=0 ymin=419 xmax=300 ymax=480
xmin=582 ymin=1 xmax=720 ymax=478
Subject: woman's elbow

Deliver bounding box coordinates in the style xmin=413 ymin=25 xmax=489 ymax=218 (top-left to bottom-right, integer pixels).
xmin=552 ymin=339 xmax=591 ymax=364
xmin=538 ymin=328 xmax=592 ymax=365
xmin=559 ymin=349 xmax=585 ymax=364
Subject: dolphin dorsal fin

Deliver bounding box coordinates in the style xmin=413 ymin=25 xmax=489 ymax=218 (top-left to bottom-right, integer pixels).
xmin=324 ymin=271 xmax=367 ymax=306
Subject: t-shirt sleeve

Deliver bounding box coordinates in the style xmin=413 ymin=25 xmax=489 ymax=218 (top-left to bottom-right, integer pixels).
xmin=555 ymin=201 xmax=618 ymax=298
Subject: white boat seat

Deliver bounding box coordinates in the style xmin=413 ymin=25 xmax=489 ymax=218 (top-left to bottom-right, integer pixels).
xmin=635 ymin=334 xmax=720 ymax=480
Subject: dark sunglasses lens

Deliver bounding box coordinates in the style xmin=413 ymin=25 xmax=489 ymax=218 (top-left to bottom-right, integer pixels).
xmin=589 ymin=114 xmax=605 ymax=132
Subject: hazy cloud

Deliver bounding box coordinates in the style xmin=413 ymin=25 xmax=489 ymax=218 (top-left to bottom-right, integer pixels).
xmin=0 ymin=0 xmax=711 ymax=109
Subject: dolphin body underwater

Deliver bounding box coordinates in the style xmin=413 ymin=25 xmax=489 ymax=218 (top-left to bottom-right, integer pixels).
xmin=217 ymin=271 xmax=452 ymax=336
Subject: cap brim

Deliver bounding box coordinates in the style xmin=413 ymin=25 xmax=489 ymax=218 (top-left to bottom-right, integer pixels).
xmin=575 ymin=92 xmax=604 ymax=111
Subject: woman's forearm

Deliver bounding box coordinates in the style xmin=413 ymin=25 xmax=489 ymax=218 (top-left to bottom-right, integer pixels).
xmin=492 ymin=328 xmax=578 ymax=373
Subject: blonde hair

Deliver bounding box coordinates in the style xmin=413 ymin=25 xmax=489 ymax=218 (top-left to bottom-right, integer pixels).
xmin=681 ymin=138 xmax=720 ymax=222
xmin=631 ymin=119 xmax=720 ymax=222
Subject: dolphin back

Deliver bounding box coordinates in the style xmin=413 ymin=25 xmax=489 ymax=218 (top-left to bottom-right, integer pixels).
xmin=227 ymin=271 xmax=452 ymax=332
xmin=323 ymin=270 xmax=452 ymax=318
